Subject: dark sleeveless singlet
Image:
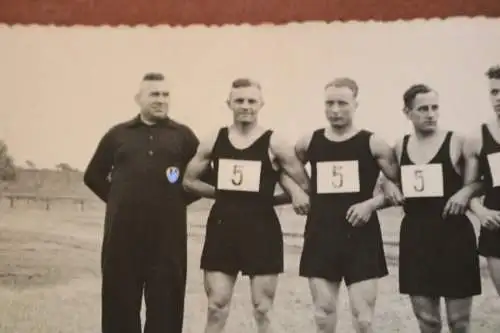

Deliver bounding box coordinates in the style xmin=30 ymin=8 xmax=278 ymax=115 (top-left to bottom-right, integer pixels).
xmin=398 ymin=131 xmax=481 ymax=297
xmin=299 ymin=129 xmax=388 ymax=284
xmin=478 ymin=124 xmax=500 ymax=258
xmin=200 ymin=127 xmax=283 ymax=275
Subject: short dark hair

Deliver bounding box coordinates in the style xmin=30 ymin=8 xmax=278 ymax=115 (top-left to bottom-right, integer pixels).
xmin=231 ymin=78 xmax=261 ymax=90
xmin=142 ymin=72 xmax=165 ymax=81
xmin=486 ymin=65 xmax=500 ymax=80
xmin=403 ymin=84 xmax=433 ymax=109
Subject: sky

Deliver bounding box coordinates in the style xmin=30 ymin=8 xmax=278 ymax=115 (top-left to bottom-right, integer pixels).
xmin=0 ymin=17 xmax=499 ymax=170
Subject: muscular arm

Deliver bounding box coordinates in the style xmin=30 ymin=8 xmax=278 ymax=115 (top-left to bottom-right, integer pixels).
xmin=83 ymin=128 xmax=116 ymax=203
xmin=368 ymin=135 xmax=403 ymax=209
xmin=270 ymin=132 xmax=311 ymax=194
xmin=461 ymin=133 xmax=486 ymax=213
xmin=458 ymin=133 xmax=484 ymax=199
xmin=274 ymin=133 xmax=312 ymax=205
xmin=181 ymin=127 xmax=214 ymax=205
xmin=182 ymin=132 xmax=218 ymax=199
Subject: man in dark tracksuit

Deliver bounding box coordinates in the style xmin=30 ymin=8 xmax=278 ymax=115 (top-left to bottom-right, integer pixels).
xmin=83 ymin=72 xmax=210 ymax=333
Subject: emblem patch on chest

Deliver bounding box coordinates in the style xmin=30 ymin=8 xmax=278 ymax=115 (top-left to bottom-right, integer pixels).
xmin=166 ymin=166 xmax=180 ymax=183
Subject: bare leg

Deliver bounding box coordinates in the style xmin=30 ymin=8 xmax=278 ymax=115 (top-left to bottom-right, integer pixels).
xmin=249 ymin=274 xmax=279 ymax=333
xmin=410 ymin=296 xmax=442 ymax=333
xmin=445 ymin=297 xmax=473 ymax=333
xmin=486 ymin=257 xmax=500 ymax=296
xmin=308 ymin=277 xmax=342 ymax=333
xmin=347 ymin=278 xmax=378 ymax=333
xmin=203 ymin=271 xmax=237 ymax=333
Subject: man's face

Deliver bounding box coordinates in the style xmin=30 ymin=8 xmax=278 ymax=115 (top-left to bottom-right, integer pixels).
xmin=406 ymin=91 xmax=439 ymax=133
xmin=324 ymin=85 xmax=357 ymax=129
xmin=489 ymin=78 xmax=500 ymax=116
xmin=136 ymin=80 xmax=170 ymax=121
xmin=227 ymin=86 xmax=263 ymax=124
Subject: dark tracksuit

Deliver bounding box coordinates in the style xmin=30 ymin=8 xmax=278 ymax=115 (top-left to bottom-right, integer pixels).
xmin=83 ymin=114 xmax=204 ymax=333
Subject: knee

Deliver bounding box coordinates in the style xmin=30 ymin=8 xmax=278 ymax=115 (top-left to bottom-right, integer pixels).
xmin=447 ymin=311 xmax=470 ymax=331
xmin=415 ymin=308 xmax=442 ymax=330
xmin=314 ymin=301 xmax=337 ymax=327
xmin=207 ymin=296 xmax=231 ymax=322
xmin=252 ymin=300 xmax=272 ymax=322
xmin=350 ymin=306 xmax=374 ymax=330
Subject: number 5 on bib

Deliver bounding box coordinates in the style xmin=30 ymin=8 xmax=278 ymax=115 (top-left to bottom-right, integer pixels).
xmin=316 ymin=161 xmax=360 ymax=194
xmin=401 ymin=164 xmax=444 ymax=198
xmin=217 ymin=158 xmax=262 ymax=192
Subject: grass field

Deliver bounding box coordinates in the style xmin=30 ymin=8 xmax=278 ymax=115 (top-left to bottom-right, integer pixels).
xmin=1 ymin=200 xmax=499 ymax=333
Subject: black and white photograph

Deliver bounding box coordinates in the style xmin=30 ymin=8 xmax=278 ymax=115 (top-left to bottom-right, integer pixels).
xmin=1 ymin=16 xmax=500 ymax=333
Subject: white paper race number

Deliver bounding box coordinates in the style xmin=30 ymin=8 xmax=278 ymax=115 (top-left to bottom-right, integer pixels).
xmin=316 ymin=161 xmax=360 ymax=194
xmin=217 ymin=158 xmax=262 ymax=192
xmin=401 ymin=164 xmax=444 ymax=198
xmin=487 ymin=152 xmax=500 ymax=187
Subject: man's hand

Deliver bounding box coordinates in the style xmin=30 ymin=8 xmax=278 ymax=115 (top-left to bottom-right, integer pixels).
xmin=382 ymin=178 xmax=405 ymax=206
xmin=442 ymin=188 xmax=470 ymax=218
xmin=475 ymin=206 xmax=500 ymax=230
xmin=290 ymin=189 xmax=309 ymax=215
xmin=346 ymin=200 xmax=376 ymax=227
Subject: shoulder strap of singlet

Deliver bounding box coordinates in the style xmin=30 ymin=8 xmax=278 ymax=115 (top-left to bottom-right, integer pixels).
xmin=210 ymin=127 xmax=228 ymax=158
xmin=435 ymin=131 xmax=453 ymax=160
xmin=400 ymin=134 xmax=411 ymax=163
xmin=307 ymin=129 xmax=324 ymax=161
xmin=481 ymin=123 xmax=496 ymax=148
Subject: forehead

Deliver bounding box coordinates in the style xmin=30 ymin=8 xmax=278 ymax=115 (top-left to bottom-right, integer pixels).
xmin=412 ymin=91 xmax=439 ymax=108
xmin=324 ymin=85 xmax=355 ymax=100
xmin=489 ymin=78 xmax=500 ymax=90
xmin=140 ymin=80 xmax=170 ymax=94
xmin=229 ymin=86 xmax=262 ymax=100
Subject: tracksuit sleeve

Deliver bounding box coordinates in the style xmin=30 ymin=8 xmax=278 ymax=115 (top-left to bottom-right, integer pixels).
xmin=83 ymin=129 xmax=116 ymax=203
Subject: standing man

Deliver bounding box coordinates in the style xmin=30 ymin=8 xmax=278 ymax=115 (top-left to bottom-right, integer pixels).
xmin=182 ymin=78 xmax=310 ymax=333
xmin=84 ymin=72 xmax=207 ymax=333
xmin=465 ymin=65 xmax=500 ymax=295
xmin=393 ymin=84 xmax=481 ymax=333
xmin=291 ymin=77 xmax=403 ymax=333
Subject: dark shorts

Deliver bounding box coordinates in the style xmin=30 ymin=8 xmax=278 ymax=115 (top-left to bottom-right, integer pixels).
xmin=200 ymin=206 xmax=283 ymax=276
xmin=478 ymin=226 xmax=500 ymax=258
xmin=399 ymin=214 xmax=481 ymax=298
xmin=299 ymin=216 xmax=388 ymax=286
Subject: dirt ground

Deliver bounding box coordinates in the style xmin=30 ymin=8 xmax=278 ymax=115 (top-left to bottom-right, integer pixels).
xmin=0 ymin=203 xmax=499 ymax=333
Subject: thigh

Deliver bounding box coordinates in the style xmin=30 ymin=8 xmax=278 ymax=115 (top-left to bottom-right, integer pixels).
xmin=347 ymin=278 xmax=378 ymax=313
xmin=479 ymin=227 xmax=500 ymax=258
xmin=410 ymin=295 xmax=441 ymax=319
xmin=204 ymin=270 xmax=238 ymax=305
xmin=240 ymin=216 xmax=283 ymax=276
xmin=201 ymin=213 xmax=240 ymax=275
xmin=444 ymin=297 xmax=473 ymax=321
xmin=300 ymin=224 xmax=344 ymax=282
xmin=345 ymin=228 xmax=388 ymax=286
xmin=487 ymin=257 xmax=500 ymax=295
xmin=309 ymin=277 xmax=342 ymax=310
xmin=250 ymin=275 xmax=279 ymax=307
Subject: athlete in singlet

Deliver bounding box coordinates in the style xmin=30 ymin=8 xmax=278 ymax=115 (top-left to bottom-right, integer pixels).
xmin=182 ymin=78 xmax=310 ymax=333
xmin=394 ymin=84 xmax=481 ymax=333
xmin=467 ymin=65 xmax=500 ymax=295
xmin=286 ymin=77 xmax=403 ymax=333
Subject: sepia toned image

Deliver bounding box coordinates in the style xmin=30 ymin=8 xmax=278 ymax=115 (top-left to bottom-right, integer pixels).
xmin=1 ymin=16 xmax=500 ymax=333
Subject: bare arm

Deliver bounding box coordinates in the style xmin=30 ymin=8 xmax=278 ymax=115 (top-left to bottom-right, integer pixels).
xmin=370 ymin=134 xmax=400 ymax=184
xmin=462 ymin=132 xmax=486 ymax=213
xmin=182 ymin=132 xmax=218 ymax=199
xmin=368 ymin=135 xmax=404 ymax=209
xmin=274 ymin=133 xmax=312 ymax=205
xmin=270 ymin=132 xmax=311 ymax=194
